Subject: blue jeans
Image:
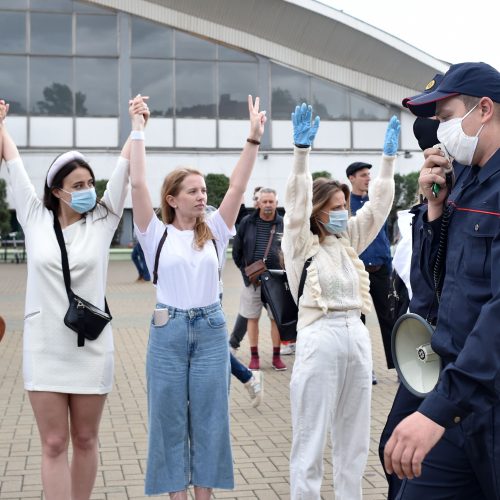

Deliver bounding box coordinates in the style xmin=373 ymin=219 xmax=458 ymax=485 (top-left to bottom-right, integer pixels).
xmin=230 ymin=353 xmax=252 ymax=383
xmin=132 ymin=242 xmax=150 ymax=281
xmin=145 ymin=302 xmax=233 ymax=494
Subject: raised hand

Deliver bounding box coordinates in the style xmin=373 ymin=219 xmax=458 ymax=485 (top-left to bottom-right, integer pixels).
xmin=383 ymin=115 xmax=401 ymax=156
xmin=292 ymin=103 xmax=320 ymax=146
xmin=128 ymin=94 xmax=150 ymax=128
xmin=0 ymin=99 xmax=9 ymax=125
xmin=248 ymin=95 xmax=267 ymax=142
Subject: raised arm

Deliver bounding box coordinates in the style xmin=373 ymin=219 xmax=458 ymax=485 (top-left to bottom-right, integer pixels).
xmin=218 ymin=95 xmax=267 ymax=229
xmin=0 ymin=100 xmax=20 ymax=162
xmin=129 ymin=95 xmax=154 ymax=232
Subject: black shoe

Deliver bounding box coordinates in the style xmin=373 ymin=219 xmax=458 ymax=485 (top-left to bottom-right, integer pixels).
xmin=372 ymin=370 xmax=378 ymax=385
xmin=229 ymin=336 xmax=240 ymax=350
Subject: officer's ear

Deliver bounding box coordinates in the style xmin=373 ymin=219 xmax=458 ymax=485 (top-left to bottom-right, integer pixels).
xmin=479 ymin=97 xmax=494 ymax=123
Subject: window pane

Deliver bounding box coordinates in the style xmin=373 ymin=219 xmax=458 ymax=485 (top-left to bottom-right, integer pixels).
xmin=311 ymin=78 xmax=349 ymax=120
xmin=271 ymin=63 xmax=309 ymax=119
xmin=74 ymin=1 xmax=114 ymax=14
xmin=176 ymin=61 xmax=215 ymax=117
xmin=30 ymin=57 xmax=72 ymax=115
xmin=219 ymin=45 xmax=256 ymax=62
xmin=175 ymin=31 xmax=216 ymax=60
xmin=219 ymin=62 xmax=258 ymax=118
xmin=0 ymin=0 xmax=28 ymax=8
xmin=0 ymin=56 xmax=27 ymax=114
xmin=131 ymin=17 xmax=172 ymax=58
xmin=76 ymin=14 xmax=117 ymax=55
xmin=350 ymin=93 xmax=391 ymax=120
xmin=0 ymin=11 xmax=26 ymax=53
xmin=75 ymin=58 xmax=118 ymax=116
xmin=30 ymin=13 xmax=71 ymax=55
xmin=29 ymin=0 xmax=72 ymax=11
xmin=132 ymin=60 xmax=173 ymax=117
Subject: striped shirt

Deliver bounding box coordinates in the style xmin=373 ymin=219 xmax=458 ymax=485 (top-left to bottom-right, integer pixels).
xmin=252 ymin=217 xmax=281 ymax=270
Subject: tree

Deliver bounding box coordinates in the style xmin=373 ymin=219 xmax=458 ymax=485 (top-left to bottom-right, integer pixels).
xmin=312 ymin=170 xmax=332 ymax=180
xmin=95 ymin=179 xmax=123 ymax=246
xmin=205 ymin=173 xmax=229 ymax=208
xmin=0 ymin=179 xmax=11 ymax=236
xmin=387 ymin=172 xmax=420 ymax=243
xmin=36 ymin=83 xmax=87 ymax=116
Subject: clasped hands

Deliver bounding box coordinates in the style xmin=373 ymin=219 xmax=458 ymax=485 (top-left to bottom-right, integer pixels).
xmin=129 ymin=94 xmax=150 ymax=128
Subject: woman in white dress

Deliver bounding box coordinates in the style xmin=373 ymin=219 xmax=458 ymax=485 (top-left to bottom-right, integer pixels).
xmin=0 ymin=97 xmax=142 ymax=500
xmin=128 ymin=95 xmax=266 ymax=499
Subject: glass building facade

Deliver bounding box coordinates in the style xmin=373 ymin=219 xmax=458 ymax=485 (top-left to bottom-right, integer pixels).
xmin=0 ymin=0 xmax=399 ymax=149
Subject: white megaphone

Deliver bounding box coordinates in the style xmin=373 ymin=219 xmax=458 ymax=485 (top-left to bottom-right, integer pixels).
xmin=391 ymin=313 xmax=441 ymax=398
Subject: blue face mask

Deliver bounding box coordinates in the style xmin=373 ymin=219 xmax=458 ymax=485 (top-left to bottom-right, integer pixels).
xmin=61 ymin=187 xmax=97 ymax=214
xmin=320 ymin=209 xmax=348 ymax=234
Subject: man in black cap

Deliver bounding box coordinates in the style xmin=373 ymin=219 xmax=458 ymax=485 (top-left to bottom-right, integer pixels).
xmin=347 ymin=161 xmax=394 ymax=382
xmin=384 ymin=62 xmax=500 ymax=499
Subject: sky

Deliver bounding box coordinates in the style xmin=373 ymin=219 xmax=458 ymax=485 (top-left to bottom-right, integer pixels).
xmin=319 ymin=0 xmax=500 ymax=71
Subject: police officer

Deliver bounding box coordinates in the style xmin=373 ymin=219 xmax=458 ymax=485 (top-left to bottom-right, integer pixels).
xmin=384 ymin=62 xmax=500 ymax=499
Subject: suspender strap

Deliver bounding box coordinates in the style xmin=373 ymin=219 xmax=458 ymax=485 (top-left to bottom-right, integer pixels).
xmin=152 ymin=226 xmax=221 ymax=285
xmin=153 ymin=227 xmax=169 ymax=285
xmin=262 ymin=224 xmax=276 ymax=262
xmin=297 ymin=258 xmax=312 ymax=300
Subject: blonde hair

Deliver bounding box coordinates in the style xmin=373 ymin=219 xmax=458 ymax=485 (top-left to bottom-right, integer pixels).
xmin=160 ymin=167 xmax=214 ymax=249
xmin=310 ymin=178 xmax=350 ymax=243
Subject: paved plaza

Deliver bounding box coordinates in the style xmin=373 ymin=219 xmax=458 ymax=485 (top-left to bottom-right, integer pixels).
xmin=0 ymin=258 xmax=399 ymax=499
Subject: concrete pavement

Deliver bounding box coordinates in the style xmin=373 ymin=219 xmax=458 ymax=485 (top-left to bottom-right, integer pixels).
xmin=0 ymin=259 xmax=399 ymax=499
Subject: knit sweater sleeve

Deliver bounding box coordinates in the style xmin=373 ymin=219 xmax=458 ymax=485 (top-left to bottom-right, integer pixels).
xmin=348 ymin=154 xmax=395 ymax=255
xmin=282 ymin=146 xmax=315 ymax=302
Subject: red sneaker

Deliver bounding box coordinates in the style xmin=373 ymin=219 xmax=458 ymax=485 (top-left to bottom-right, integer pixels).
xmin=272 ymin=357 xmax=287 ymax=371
xmin=249 ymin=357 xmax=260 ymax=370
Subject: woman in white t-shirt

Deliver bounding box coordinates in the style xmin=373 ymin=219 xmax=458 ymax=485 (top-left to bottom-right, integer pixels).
xmin=0 ymin=97 xmax=135 ymax=499
xmin=128 ymin=95 xmax=266 ymax=499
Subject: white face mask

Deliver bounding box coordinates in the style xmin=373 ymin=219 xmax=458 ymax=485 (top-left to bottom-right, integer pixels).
xmin=437 ymin=103 xmax=484 ymax=165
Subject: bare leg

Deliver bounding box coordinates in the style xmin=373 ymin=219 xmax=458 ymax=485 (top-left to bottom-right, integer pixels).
xmin=270 ymin=319 xmax=281 ymax=348
xmin=169 ymin=491 xmax=188 ymax=500
xmin=28 ymin=391 xmax=71 ymax=500
xmin=194 ymin=486 xmax=212 ymax=499
xmin=69 ymin=394 xmax=107 ymax=500
xmin=247 ymin=318 xmax=259 ymax=348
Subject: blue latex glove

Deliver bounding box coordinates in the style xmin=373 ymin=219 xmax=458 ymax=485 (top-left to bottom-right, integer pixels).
xmin=383 ymin=115 xmax=401 ymax=156
xmin=291 ymin=103 xmax=320 ymax=146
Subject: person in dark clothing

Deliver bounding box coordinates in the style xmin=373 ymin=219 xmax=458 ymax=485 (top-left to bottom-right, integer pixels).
xmin=347 ymin=161 xmax=394 ymax=383
xmin=385 ymin=62 xmax=500 ymax=500
xmin=229 ymin=186 xmax=262 ymax=352
xmin=131 ymin=241 xmax=151 ymax=282
xmin=232 ymin=188 xmax=286 ymax=371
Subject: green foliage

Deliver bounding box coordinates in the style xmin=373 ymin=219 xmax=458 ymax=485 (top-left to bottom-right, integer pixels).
xmin=312 ymin=170 xmax=332 ymax=180
xmin=94 ymin=179 xmax=107 ymax=199
xmin=387 ymin=172 xmax=420 ymax=243
xmin=205 ymin=173 xmax=229 ymax=208
xmin=94 ymin=179 xmax=122 ymax=246
xmin=0 ymin=179 xmax=11 ymax=236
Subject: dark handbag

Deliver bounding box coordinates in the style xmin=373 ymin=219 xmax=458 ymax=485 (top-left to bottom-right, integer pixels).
xmin=53 ymin=215 xmax=112 ymax=347
xmin=244 ymin=259 xmax=267 ymax=285
xmin=244 ymin=224 xmax=276 ymax=286
xmin=260 ymin=259 xmax=311 ymax=341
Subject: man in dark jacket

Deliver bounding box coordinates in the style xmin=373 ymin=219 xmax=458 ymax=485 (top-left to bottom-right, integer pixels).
xmin=232 ymin=188 xmax=286 ymax=371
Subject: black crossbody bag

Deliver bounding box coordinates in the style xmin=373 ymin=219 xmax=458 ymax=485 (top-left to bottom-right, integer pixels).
xmin=53 ymin=215 xmax=112 ymax=347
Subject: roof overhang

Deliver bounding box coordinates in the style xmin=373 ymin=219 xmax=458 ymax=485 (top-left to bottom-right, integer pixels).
xmin=87 ymin=0 xmax=449 ymax=107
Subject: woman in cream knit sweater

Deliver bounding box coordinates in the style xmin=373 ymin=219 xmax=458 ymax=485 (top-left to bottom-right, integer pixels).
xmin=282 ymin=103 xmax=400 ymax=500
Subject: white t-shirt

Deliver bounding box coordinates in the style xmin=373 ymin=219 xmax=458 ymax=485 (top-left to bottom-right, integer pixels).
xmin=135 ymin=211 xmax=235 ymax=309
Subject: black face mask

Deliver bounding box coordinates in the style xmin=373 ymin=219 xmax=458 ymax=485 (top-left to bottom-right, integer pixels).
xmin=413 ymin=117 xmax=440 ymax=151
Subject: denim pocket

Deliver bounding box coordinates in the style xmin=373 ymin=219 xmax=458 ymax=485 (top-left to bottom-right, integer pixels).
xmin=206 ymin=310 xmax=226 ymax=329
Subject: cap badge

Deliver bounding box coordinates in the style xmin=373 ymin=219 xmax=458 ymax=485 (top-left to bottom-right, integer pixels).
xmin=425 ymin=79 xmax=436 ymax=91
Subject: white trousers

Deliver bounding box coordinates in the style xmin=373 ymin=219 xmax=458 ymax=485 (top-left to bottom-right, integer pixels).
xmin=290 ymin=310 xmax=372 ymax=500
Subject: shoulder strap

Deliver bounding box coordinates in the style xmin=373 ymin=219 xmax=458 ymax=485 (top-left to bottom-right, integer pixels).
xmin=53 ymin=214 xmax=72 ymax=296
xmin=297 ymin=257 xmax=312 ymax=300
xmin=53 ymin=214 xmax=110 ymax=313
xmin=153 ymin=227 xmax=169 ymax=285
xmin=262 ymin=224 xmax=276 ymax=262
